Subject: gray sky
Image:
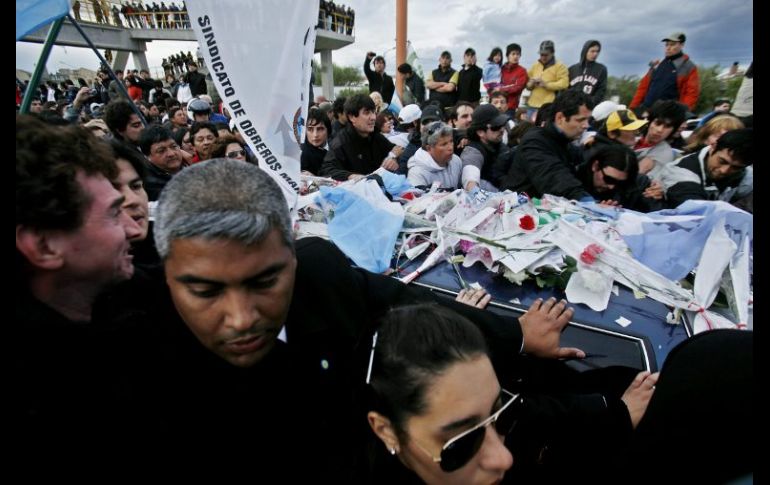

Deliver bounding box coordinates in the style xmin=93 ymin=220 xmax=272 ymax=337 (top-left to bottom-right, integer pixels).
xmin=16 ymin=0 xmax=753 ymax=80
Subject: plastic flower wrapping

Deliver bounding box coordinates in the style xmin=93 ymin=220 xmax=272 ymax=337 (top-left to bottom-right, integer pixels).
xmin=294 ymin=174 xmax=752 ymax=334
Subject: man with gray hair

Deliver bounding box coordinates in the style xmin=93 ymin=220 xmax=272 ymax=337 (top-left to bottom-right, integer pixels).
xmin=406 ymin=121 xmax=462 ymax=189
xmin=143 ymin=157 xmax=585 ymax=474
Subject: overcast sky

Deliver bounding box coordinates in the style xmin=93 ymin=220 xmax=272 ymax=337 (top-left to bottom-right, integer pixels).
xmin=17 ymin=0 xmax=753 ymax=80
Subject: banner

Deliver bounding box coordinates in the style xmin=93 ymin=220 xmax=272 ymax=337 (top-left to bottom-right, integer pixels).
xmin=16 ymin=0 xmax=69 ymax=40
xmin=186 ymin=0 xmax=319 ymax=210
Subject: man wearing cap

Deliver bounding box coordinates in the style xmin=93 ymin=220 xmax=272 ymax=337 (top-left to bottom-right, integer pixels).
xmin=460 ymin=104 xmax=510 ymax=191
xmin=526 ymin=40 xmax=569 ymax=120
xmin=426 ymin=51 xmax=460 ymax=111
xmin=630 ymin=32 xmax=699 ymax=113
xmin=364 ymin=52 xmax=395 ymax=105
xmin=397 ymin=104 xmax=441 ymax=174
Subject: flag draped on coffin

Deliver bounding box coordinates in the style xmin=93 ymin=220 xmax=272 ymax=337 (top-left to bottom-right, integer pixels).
xmin=16 ymin=0 xmax=69 ymax=40
xmin=186 ymin=0 xmax=319 ymax=211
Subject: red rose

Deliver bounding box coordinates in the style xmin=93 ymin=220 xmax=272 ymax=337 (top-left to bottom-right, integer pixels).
xmin=519 ymin=214 xmax=536 ymax=231
xmin=579 ymin=244 xmax=604 ymax=265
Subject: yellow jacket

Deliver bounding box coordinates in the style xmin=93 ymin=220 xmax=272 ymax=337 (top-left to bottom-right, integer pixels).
xmin=526 ymin=60 xmax=569 ymax=108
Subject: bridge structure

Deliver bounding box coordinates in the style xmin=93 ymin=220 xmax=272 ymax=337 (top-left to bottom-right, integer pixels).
xmin=20 ymin=3 xmax=354 ymax=100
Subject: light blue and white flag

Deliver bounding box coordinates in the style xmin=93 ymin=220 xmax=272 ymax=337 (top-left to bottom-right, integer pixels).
xmin=16 ymin=0 xmax=69 ymax=40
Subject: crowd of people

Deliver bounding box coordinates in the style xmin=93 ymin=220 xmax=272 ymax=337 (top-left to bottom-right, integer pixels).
xmin=70 ymin=0 xmax=354 ymax=34
xmin=313 ymin=33 xmax=753 ymax=213
xmin=318 ymin=0 xmax=355 ymax=35
xmin=15 ymin=27 xmax=752 ymax=482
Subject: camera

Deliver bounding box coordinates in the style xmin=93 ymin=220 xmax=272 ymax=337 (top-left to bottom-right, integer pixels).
xmin=89 ymin=88 xmax=98 ymax=96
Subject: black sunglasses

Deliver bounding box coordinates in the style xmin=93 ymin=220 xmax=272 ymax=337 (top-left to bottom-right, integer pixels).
xmin=488 ymin=124 xmax=506 ymax=132
xmin=600 ymin=168 xmax=629 ymax=187
xmin=226 ymin=149 xmax=246 ymax=159
xmin=413 ymin=389 xmax=522 ymax=472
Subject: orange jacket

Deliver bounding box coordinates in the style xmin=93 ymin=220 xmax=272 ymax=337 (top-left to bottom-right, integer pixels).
xmin=630 ymin=54 xmax=699 ymax=111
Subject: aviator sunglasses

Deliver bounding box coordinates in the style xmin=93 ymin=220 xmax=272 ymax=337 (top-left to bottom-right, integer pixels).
xmin=412 ymin=389 xmax=522 ymax=472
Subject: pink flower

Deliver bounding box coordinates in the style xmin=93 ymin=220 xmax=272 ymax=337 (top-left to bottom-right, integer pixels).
xmin=519 ymin=214 xmax=536 ymax=231
xmin=580 ymin=243 xmax=604 ymax=265
xmin=459 ymin=239 xmax=475 ymax=253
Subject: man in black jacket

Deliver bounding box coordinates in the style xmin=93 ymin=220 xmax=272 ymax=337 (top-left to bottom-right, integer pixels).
xmin=457 ymin=47 xmax=483 ymax=104
xmin=185 ymin=61 xmax=208 ymax=97
xmin=136 ymin=158 xmax=588 ymax=477
xmin=15 ymin=115 xmax=144 ymax=457
xmin=501 ymin=90 xmax=594 ymax=200
xmin=320 ymin=94 xmax=401 ymax=180
xmin=364 ymin=52 xmax=395 ymax=104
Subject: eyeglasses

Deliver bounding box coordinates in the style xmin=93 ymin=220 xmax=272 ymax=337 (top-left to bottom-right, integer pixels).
xmin=226 ymin=149 xmax=246 ymax=159
xmin=488 ymin=124 xmax=505 ymax=132
xmin=413 ymin=389 xmax=522 ymax=472
xmin=600 ymin=168 xmax=629 ymax=187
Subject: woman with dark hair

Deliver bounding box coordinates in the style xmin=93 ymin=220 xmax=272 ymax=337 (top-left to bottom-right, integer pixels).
xmin=301 ymin=107 xmax=332 ymax=174
xmin=108 ymin=138 xmax=159 ymax=267
xmin=361 ymin=302 xmax=659 ymax=484
xmin=482 ymin=47 xmax=503 ymax=95
xmin=364 ymin=303 xmax=516 ymax=484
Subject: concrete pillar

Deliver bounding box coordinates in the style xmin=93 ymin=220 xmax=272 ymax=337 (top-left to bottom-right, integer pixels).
xmin=131 ymin=51 xmax=150 ymax=72
xmin=321 ymin=49 xmax=334 ymax=100
xmin=113 ymin=50 xmax=129 ymax=71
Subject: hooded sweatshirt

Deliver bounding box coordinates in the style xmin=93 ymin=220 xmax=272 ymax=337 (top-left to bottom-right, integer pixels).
xmin=406 ymin=148 xmax=462 ymax=189
xmin=568 ymin=40 xmax=607 ymax=103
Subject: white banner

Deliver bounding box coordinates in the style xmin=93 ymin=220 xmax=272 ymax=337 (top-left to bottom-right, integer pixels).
xmin=187 ymin=0 xmax=319 ymax=210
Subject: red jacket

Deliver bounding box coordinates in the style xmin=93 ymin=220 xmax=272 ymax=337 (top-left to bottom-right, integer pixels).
xmin=499 ymin=62 xmax=528 ymax=111
xmin=630 ymin=54 xmax=699 ymax=111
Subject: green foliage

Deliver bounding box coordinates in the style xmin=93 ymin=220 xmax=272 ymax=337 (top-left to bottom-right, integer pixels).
xmin=312 ymin=63 xmax=364 ymax=86
xmin=535 ymin=255 xmax=577 ymax=291
xmin=725 ymin=76 xmax=743 ymax=105
xmin=607 ymin=75 xmax=640 ymax=106
xmin=338 ymin=87 xmax=369 ymax=98
xmin=693 ymin=65 xmax=723 ymax=116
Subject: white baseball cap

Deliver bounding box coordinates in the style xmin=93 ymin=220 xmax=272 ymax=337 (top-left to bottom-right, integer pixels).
xmin=398 ymin=104 xmax=422 ymax=124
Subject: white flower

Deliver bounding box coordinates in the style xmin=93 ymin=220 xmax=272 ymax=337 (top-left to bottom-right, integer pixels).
xmin=580 ymin=269 xmax=607 ymax=293
xmin=503 ymin=268 xmax=529 ymax=285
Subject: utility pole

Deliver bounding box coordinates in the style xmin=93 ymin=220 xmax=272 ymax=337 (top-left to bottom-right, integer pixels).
xmin=395 ymin=0 xmax=407 ymax=100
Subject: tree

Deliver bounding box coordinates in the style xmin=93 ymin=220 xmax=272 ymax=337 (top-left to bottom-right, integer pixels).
xmin=312 ymin=63 xmax=363 ymax=86
xmin=693 ymin=65 xmax=723 ymax=116
xmin=606 ymin=75 xmax=640 ymax=106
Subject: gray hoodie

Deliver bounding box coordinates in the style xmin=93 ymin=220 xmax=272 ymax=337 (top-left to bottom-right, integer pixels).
xmin=407 ymin=148 xmax=462 ymax=189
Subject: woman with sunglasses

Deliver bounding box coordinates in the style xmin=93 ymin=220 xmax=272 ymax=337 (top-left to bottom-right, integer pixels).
xmin=363 ymin=301 xmax=659 ymax=484
xmin=209 ymin=134 xmax=255 ymax=164
xmin=364 ymin=303 xmax=516 ymax=484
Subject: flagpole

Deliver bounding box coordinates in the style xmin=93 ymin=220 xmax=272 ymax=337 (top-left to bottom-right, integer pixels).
xmin=395 ymin=0 xmax=407 ymax=100
xmin=19 ymin=17 xmax=64 ymax=114
xmin=65 ymin=14 xmax=147 ymax=126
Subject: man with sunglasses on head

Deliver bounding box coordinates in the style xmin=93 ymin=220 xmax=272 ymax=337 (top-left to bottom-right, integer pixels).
xmin=460 ymin=104 xmax=510 ymax=191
